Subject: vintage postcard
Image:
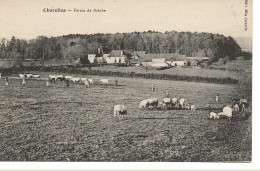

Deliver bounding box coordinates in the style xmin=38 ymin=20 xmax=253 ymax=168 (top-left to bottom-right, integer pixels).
xmin=0 ymin=0 xmax=252 ymax=163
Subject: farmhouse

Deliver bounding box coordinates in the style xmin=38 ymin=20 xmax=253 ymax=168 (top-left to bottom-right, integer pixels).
xmin=107 ymin=50 xmax=126 ymax=64
xmin=88 ymin=54 xmax=96 ymax=63
xmin=186 ymin=57 xmax=211 ymax=66
xmin=139 ymin=53 xmax=187 ymax=67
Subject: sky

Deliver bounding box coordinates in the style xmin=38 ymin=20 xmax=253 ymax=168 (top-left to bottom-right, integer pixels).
xmin=0 ymin=0 xmax=252 ymax=40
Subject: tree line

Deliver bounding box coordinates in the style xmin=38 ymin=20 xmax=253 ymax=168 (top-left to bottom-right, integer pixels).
xmin=0 ymin=30 xmax=249 ymax=63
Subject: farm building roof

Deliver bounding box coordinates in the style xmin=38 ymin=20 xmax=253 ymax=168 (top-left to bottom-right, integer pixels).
xmin=108 ymin=50 xmax=124 ymax=57
xmin=139 ymin=53 xmax=186 ymax=62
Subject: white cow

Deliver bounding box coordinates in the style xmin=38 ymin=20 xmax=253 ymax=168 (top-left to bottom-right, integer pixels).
xmin=100 ymin=79 xmax=109 ymax=85
xmin=179 ymin=98 xmax=187 ymax=109
xmin=162 ymin=98 xmax=172 ymax=109
xmin=190 ymin=104 xmax=196 ymax=111
xmin=159 ymin=102 xmax=167 ymax=110
xmin=172 ymin=98 xmax=179 ymax=107
xmin=147 ymin=98 xmax=158 ymax=109
xmin=84 ymin=79 xmax=90 ymax=87
xmin=138 ymin=100 xmax=149 ymax=109
xmin=113 ymin=105 xmax=127 ymax=118
xmin=209 ymin=112 xmax=220 ymax=120
xmin=71 ymin=77 xmax=81 ymax=83
xmin=25 ymin=74 xmax=33 ymax=78
xmin=65 ymin=76 xmax=73 ymax=80
xmin=88 ymin=79 xmax=94 ymax=85
xmin=19 ymin=74 xmax=25 ymax=79
xmin=81 ymin=78 xmax=88 ymax=83
xmin=31 ymin=74 xmax=40 ymax=79
xmin=218 ymin=106 xmax=233 ymax=122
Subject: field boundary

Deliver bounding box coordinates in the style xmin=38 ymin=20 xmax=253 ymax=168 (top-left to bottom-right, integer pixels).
xmin=0 ymin=66 xmax=239 ymax=84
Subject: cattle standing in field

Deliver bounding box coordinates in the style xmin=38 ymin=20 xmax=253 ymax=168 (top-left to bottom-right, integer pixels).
xmin=172 ymin=98 xmax=179 ymax=108
xmin=84 ymin=79 xmax=90 ymax=87
xmin=81 ymin=78 xmax=88 ymax=83
xmin=209 ymin=112 xmax=219 ymax=120
xmin=162 ymin=98 xmax=172 ymax=109
xmin=147 ymin=98 xmax=158 ymax=109
xmin=179 ymin=98 xmax=187 ymax=109
xmin=113 ymin=105 xmax=127 ymax=118
xmin=88 ymin=79 xmax=93 ymax=85
xmin=138 ymin=100 xmax=149 ymax=109
xmin=218 ymin=106 xmax=233 ymax=122
xmin=65 ymin=76 xmax=73 ymax=81
xmin=159 ymin=102 xmax=167 ymax=110
xmin=100 ymin=79 xmax=109 ymax=86
xmin=22 ymin=78 xmax=26 ymax=86
xmin=49 ymin=75 xmax=56 ymax=83
xmin=70 ymin=77 xmax=81 ymax=83
xmin=31 ymin=74 xmax=40 ymax=79
xmin=190 ymin=104 xmax=196 ymax=111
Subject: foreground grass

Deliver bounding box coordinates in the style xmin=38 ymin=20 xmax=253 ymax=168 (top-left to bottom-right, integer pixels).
xmin=0 ymin=74 xmax=251 ymax=161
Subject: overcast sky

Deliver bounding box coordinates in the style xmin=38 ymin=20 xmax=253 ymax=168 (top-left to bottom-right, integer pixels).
xmin=0 ymin=0 xmax=252 ymax=40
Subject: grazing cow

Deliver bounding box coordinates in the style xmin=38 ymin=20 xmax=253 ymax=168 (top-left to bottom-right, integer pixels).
xmin=81 ymin=78 xmax=88 ymax=83
xmin=65 ymin=76 xmax=73 ymax=80
xmin=84 ymin=79 xmax=90 ymax=87
xmin=56 ymin=75 xmax=65 ymax=82
xmin=31 ymin=74 xmax=40 ymax=79
xmin=138 ymin=100 xmax=149 ymax=109
xmin=147 ymin=98 xmax=158 ymax=109
xmin=70 ymin=77 xmax=81 ymax=83
xmin=19 ymin=74 xmax=25 ymax=79
xmin=172 ymin=98 xmax=179 ymax=108
xmin=218 ymin=106 xmax=233 ymax=122
xmin=100 ymin=79 xmax=109 ymax=85
xmin=88 ymin=79 xmax=94 ymax=85
xmin=113 ymin=105 xmax=127 ymax=118
xmin=209 ymin=112 xmax=219 ymax=120
xmin=159 ymin=102 xmax=167 ymax=110
xmin=190 ymin=104 xmax=196 ymax=111
xmin=179 ymin=98 xmax=187 ymax=109
xmin=25 ymin=74 xmax=33 ymax=78
xmin=49 ymin=75 xmax=56 ymax=83
xmin=162 ymin=98 xmax=172 ymax=109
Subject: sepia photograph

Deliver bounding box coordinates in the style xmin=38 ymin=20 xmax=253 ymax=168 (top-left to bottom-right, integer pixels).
xmin=0 ymin=0 xmax=253 ymax=163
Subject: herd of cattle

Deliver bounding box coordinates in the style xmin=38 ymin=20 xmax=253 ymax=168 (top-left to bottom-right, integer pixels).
xmin=16 ymin=73 xmax=112 ymax=87
xmin=1 ymin=72 xmax=250 ymax=122
xmin=114 ymin=97 xmax=250 ymax=122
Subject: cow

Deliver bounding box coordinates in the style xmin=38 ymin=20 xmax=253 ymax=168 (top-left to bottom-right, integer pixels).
xmin=70 ymin=77 xmax=81 ymax=83
xmin=88 ymin=79 xmax=94 ymax=85
xmin=147 ymin=98 xmax=158 ymax=109
xmin=190 ymin=104 xmax=196 ymax=111
xmin=19 ymin=74 xmax=25 ymax=79
xmin=171 ymin=98 xmax=179 ymax=108
xmin=138 ymin=100 xmax=149 ymax=109
xmin=162 ymin=98 xmax=172 ymax=109
xmin=100 ymin=79 xmax=109 ymax=86
xmin=218 ymin=106 xmax=233 ymax=122
xmin=31 ymin=74 xmax=40 ymax=79
xmin=179 ymin=98 xmax=187 ymax=109
xmin=159 ymin=102 xmax=167 ymax=110
xmin=84 ymin=79 xmax=90 ymax=87
xmin=81 ymin=78 xmax=88 ymax=83
xmin=65 ymin=76 xmax=73 ymax=80
xmin=209 ymin=112 xmax=220 ymax=120
xmin=49 ymin=75 xmax=56 ymax=83
xmin=113 ymin=105 xmax=127 ymax=118
xmin=56 ymin=75 xmax=65 ymax=82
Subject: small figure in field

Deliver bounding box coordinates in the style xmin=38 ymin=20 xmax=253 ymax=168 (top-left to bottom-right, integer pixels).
xmin=114 ymin=80 xmax=118 ymax=86
xmin=165 ymin=89 xmax=169 ymax=97
xmin=151 ymin=83 xmax=155 ymax=92
xmin=46 ymin=80 xmax=50 ymax=87
xmin=5 ymin=76 xmax=9 ymax=86
xmin=216 ymin=93 xmax=219 ymax=102
xmin=22 ymin=77 xmax=26 ymax=86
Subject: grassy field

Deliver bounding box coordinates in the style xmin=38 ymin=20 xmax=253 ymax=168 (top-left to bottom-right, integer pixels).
xmin=0 ymin=72 xmax=251 ymax=161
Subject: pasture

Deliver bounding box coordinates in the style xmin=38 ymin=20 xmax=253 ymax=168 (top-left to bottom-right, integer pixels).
xmin=0 ymin=72 xmax=251 ymax=161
